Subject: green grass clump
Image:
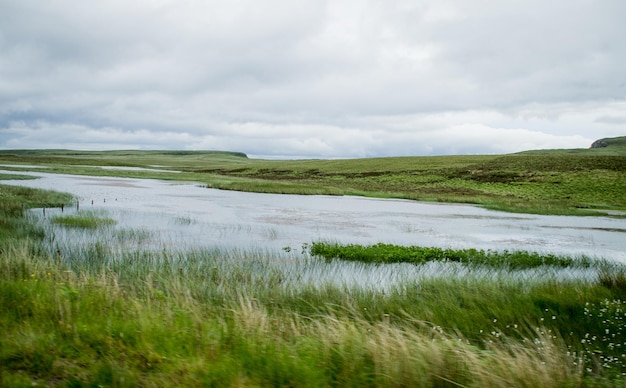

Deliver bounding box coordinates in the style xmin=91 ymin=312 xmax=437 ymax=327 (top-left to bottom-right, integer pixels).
xmin=0 ymin=173 xmax=37 ymax=180
xmin=50 ymin=211 xmax=117 ymax=229
xmin=309 ymin=242 xmax=591 ymax=269
xmin=0 ymin=184 xmax=73 ymax=243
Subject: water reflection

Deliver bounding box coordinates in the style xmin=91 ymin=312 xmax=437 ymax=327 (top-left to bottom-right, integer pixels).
xmin=3 ymin=169 xmax=624 ymax=262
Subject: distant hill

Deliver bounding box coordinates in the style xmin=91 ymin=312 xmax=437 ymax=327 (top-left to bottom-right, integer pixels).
xmin=589 ymin=136 xmax=626 ymax=150
xmin=0 ymin=149 xmax=249 ymax=169
xmin=518 ymin=135 xmax=626 ymax=156
xmin=0 ymin=149 xmax=248 ymax=159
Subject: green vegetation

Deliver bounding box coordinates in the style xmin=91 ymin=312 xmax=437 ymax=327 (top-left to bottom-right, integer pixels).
xmin=596 ymin=135 xmax=626 ymax=148
xmin=0 ymin=148 xmax=248 ymax=168
xmin=50 ymin=211 xmax=117 ymax=229
xmin=1 ymin=185 xmax=626 ymax=385
xmin=310 ymin=242 xmax=593 ymax=269
xmin=1 ymin=139 xmax=626 ymax=385
xmin=0 ymin=184 xmax=73 ymax=242
xmin=520 ymin=136 xmax=626 ymax=156
xmin=0 ymin=249 xmax=593 ymax=387
xmin=0 ymin=173 xmax=37 ymax=180
xmin=1 ymin=137 xmax=625 ymax=215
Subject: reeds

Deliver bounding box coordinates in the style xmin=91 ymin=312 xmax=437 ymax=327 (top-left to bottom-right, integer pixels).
xmin=2 ymin=184 xmax=626 ymax=386
xmin=3 ymin=234 xmax=626 ymax=385
xmin=50 ymin=210 xmax=117 ymax=229
xmin=310 ymin=242 xmax=596 ymax=269
xmin=1 ymin=246 xmax=589 ymax=387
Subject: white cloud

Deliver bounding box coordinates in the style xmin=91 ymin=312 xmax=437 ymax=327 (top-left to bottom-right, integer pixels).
xmin=0 ymin=0 xmax=624 ymax=157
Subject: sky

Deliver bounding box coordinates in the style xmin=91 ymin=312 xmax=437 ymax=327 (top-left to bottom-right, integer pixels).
xmin=1 ymin=0 xmax=625 ymax=158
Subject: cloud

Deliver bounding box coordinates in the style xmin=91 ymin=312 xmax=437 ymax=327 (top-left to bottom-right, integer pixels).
xmin=0 ymin=0 xmax=624 ymax=157
xmin=595 ymin=116 xmax=626 ymax=125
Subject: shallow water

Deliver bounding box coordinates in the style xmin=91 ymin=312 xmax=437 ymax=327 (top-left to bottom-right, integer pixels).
xmin=3 ymin=169 xmax=625 ymax=262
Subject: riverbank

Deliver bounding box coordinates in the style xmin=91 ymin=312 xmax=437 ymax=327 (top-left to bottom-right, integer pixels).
xmin=1 ymin=149 xmax=625 ymax=216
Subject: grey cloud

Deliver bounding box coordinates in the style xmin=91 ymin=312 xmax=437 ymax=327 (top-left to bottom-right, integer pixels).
xmin=0 ymin=0 xmax=623 ymax=157
xmin=595 ymin=116 xmax=626 ymax=125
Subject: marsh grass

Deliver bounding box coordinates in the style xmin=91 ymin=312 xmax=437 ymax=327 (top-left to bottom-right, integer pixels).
xmin=50 ymin=210 xmax=117 ymax=229
xmin=0 ymin=184 xmax=72 ymax=243
xmin=0 ymin=173 xmax=37 ymax=180
xmin=309 ymin=242 xmax=596 ymax=270
xmin=0 ymin=244 xmax=594 ymax=387
xmin=173 ymin=214 xmax=197 ymax=225
xmin=8 ymin=229 xmax=626 ymax=385
xmin=2 ymin=185 xmax=626 ymax=386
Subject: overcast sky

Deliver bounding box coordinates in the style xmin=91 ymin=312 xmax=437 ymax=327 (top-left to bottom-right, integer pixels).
xmin=1 ymin=0 xmax=624 ymax=158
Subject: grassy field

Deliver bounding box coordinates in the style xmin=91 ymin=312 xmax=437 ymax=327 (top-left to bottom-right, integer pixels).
xmin=1 ymin=136 xmax=625 ymax=215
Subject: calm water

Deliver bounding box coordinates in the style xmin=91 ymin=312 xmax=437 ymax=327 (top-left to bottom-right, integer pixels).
xmin=2 ymin=169 xmax=625 ymax=262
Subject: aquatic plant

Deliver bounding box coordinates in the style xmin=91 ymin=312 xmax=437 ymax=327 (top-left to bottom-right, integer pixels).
xmin=50 ymin=210 xmax=117 ymax=229
xmin=309 ymin=242 xmax=594 ymax=269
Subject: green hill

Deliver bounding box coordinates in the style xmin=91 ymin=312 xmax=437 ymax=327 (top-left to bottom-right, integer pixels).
xmin=590 ymin=135 xmax=626 ymax=151
xmin=0 ymin=149 xmax=249 ymax=169
xmin=518 ymin=135 xmax=626 ymax=156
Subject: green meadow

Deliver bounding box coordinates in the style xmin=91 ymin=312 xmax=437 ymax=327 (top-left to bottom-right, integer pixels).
xmin=1 ymin=137 xmax=626 ymax=386
xmin=1 ymin=136 xmax=625 ymax=215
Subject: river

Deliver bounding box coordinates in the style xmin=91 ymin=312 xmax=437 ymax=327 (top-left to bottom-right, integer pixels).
xmin=2 ymin=169 xmax=625 ymax=262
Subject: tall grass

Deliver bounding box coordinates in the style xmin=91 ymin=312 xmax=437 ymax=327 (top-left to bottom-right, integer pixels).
xmin=4 ymin=235 xmax=626 ymax=385
xmin=50 ymin=210 xmax=117 ymax=229
xmin=0 ymin=244 xmax=592 ymax=387
xmin=0 ymin=184 xmax=72 ymax=244
xmin=2 ymin=185 xmax=626 ymax=386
